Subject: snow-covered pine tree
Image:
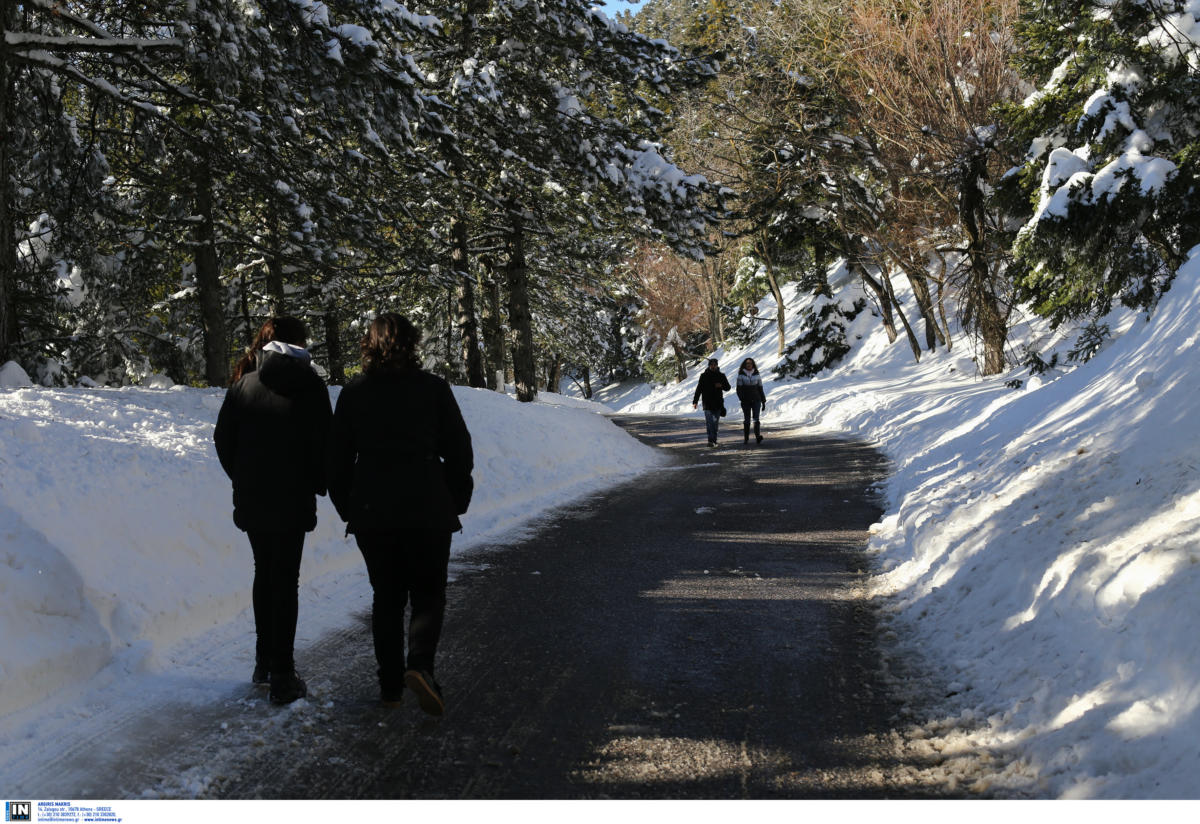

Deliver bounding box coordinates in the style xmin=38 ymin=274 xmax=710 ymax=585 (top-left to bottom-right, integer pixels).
xmin=1003 ymin=0 xmax=1200 ymax=324
xmin=419 ymin=0 xmax=720 ymax=400
xmin=0 ymin=0 xmax=182 ymax=370
xmin=70 ymin=0 xmax=448 ymax=385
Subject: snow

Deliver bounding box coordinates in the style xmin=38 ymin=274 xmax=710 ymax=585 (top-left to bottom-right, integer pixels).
xmin=0 ymin=361 xmax=33 ymax=389
xmin=588 ymin=256 xmax=1200 ymax=798
xmin=0 ymin=383 xmax=659 ymax=723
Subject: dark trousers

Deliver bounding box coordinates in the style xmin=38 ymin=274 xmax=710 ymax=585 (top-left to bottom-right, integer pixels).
xmin=247 ymin=530 xmax=305 ymax=673
xmin=355 ymin=529 xmax=452 ymax=687
xmin=742 ymin=400 xmax=762 ymax=439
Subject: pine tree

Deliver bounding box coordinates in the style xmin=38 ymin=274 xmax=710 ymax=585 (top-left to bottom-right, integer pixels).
xmin=1002 ymin=0 xmax=1200 ymax=324
xmin=0 ymin=0 xmax=182 ymax=369
xmin=420 ymin=0 xmax=720 ymax=400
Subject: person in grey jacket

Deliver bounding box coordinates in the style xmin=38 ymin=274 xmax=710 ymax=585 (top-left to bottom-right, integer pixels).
xmin=736 ymin=357 xmax=767 ymax=444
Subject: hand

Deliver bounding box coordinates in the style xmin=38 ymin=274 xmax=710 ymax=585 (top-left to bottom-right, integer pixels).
xmin=692 ymin=402 xmax=697 ymax=410
xmin=762 ymin=401 xmax=767 ymax=411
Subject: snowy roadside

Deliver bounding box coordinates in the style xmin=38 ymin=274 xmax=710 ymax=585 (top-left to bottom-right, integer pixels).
xmin=0 ymin=382 xmax=662 ymax=732
xmin=595 ymin=259 xmax=1200 ymax=798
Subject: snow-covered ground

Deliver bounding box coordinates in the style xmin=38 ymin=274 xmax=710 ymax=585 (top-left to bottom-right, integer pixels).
xmin=0 ymin=379 xmax=660 ymax=732
xmin=593 ymin=257 xmax=1200 ymax=799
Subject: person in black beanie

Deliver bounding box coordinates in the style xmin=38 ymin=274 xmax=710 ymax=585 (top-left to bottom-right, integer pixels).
xmin=691 ymin=358 xmax=731 ymax=446
xmin=214 ymin=316 xmax=332 ymax=705
xmin=327 ymin=313 xmax=474 ymax=715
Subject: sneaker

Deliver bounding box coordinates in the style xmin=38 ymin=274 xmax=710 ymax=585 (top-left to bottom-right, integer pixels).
xmin=252 ymin=662 xmax=270 ymax=686
xmin=269 ymin=671 xmax=308 ymax=705
xmin=708 ymin=440 xmax=716 ymax=447
xmin=404 ymin=669 xmax=445 ymax=717
xmin=756 ymin=434 xmax=764 ymax=444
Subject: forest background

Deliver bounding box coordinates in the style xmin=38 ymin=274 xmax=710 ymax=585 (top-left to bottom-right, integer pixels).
xmin=2 ymin=0 xmax=1197 ymax=398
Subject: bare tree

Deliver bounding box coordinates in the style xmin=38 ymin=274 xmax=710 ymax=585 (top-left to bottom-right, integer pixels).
xmin=845 ymin=0 xmax=1022 ymax=374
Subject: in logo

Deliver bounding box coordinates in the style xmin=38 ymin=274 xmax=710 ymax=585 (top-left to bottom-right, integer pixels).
xmin=4 ymin=802 xmax=31 ymax=822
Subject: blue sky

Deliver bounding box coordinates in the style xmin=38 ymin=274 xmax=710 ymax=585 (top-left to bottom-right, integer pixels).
xmin=597 ymin=0 xmax=643 ymax=17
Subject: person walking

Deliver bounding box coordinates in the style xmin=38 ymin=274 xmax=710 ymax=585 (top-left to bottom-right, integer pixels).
xmin=736 ymin=357 xmax=767 ymax=445
xmin=214 ymin=316 xmax=332 ymax=705
xmin=327 ymin=313 xmax=474 ymax=716
xmin=691 ymin=357 xmax=731 ymax=447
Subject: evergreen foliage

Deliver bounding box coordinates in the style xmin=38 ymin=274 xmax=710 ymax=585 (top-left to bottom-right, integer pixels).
xmin=1003 ymin=0 xmax=1200 ymax=323
xmin=774 ymin=294 xmax=867 ymax=379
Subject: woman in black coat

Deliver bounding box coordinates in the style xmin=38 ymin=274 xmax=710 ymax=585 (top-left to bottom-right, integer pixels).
xmin=213 ymin=316 xmax=332 ymax=705
xmin=327 ymin=313 xmax=473 ymax=715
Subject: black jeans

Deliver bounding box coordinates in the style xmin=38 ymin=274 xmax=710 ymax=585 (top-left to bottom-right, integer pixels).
xmin=742 ymin=400 xmax=761 ymax=438
xmin=247 ymin=530 xmax=305 ymax=673
xmin=355 ymin=529 xmax=452 ymax=687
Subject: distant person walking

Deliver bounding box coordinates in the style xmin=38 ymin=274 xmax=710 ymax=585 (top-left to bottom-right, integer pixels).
xmin=692 ymin=358 xmax=731 ymax=447
xmin=736 ymin=357 xmax=767 ymax=445
xmin=214 ymin=317 xmax=332 ymax=705
xmin=327 ymin=314 xmax=474 ymax=716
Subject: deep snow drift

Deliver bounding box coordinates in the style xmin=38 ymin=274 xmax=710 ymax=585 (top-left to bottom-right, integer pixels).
xmin=0 ymin=382 xmax=660 ymax=723
xmin=597 ymin=257 xmax=1200 ymax=798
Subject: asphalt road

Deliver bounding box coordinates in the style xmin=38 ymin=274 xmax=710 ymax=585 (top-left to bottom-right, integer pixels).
xmin=15 ymin=414 xmax=944 ymax=798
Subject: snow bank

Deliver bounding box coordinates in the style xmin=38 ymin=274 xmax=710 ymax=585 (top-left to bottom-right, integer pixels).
xmin=0 ymin=361 xmax=32 ymax=389
xmin=598 ymin=262 xmax=1200 ymax=798
xmin=0 ymin=383 xmax=659 ymax=719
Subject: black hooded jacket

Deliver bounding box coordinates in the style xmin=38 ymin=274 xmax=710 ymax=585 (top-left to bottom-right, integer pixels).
xmin=692 ymin=367 xmax=731 ymax=411
xmin=327 ymin=366 xmax=474 ymax=534
xmin=213 ymin=346 xmax=333 ymax=532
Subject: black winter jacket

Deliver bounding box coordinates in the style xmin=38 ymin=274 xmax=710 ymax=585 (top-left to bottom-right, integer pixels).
xmin=213 ymin=347 xmax=333 ymax=533
xmin=692 ymin=368 xmax=731 ymax=411
xmin=327 ymin=366 xmax=474 ymax=534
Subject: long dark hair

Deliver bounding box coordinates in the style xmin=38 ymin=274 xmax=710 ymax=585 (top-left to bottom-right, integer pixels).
xmin=231 ymin=316 xmax=308 ymax=384
xmin=740 ymin=358 xmax=759 ymax=375
xmin=361 ymin=313 xmax=421 ymax=374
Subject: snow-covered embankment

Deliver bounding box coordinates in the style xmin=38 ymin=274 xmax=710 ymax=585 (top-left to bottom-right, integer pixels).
xmin=0 ymin=383 xmax=659 ymax=719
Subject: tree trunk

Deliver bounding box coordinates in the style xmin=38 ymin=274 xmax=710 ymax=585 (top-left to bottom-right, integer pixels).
xmin=0 ymin=3 xmax=18 ymax=363
xmin=504 ymin=208 xmax=537 ymax=402
xmin=192 ymin=168 xmax=229 ymax=386
xmin=932 ymin=251 xmax=954 ymax=352
xmin=880 ymin=266 xmax=923 ymax=362
xmin=582 ymin=365 xmax=592 ymax=399
xmin=480 ymin=260 xmax=505 ymax=390
xmin=265 ymin=203 xmax=285 ymax=315
xmin=544 ymin=352 xmax=561 ymax=393
xmin=700 ymin=258 xmax=722 ymax=346
xmin=757 ymin=240 xmax=787 ymax=356
xmin=670 ymin=339 xmax=688 ymax=383
xmin=856 ymin=264 xmax=898 ymax=344
xmin=905 ymin=267 xmax=946 ymax=350
xmin=239 ymin=269 xmax=252 ymax=347
xmin=453 ymin=217 xmax=486 ymax=387
xmin=857 ymin=257 xmax=921 ymax=361
xmin=265 ymin=253 xmax=285 ymax=316
xmin=324 ymin=303 xmax=345 ymax=385
xmin=960 ymin=148 xmax=1006 ymax=375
